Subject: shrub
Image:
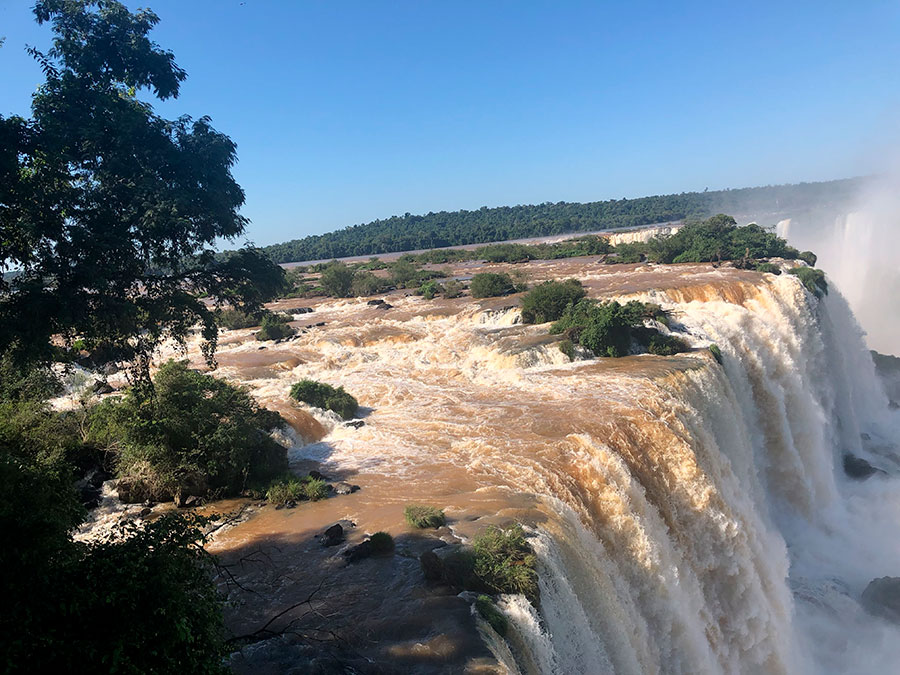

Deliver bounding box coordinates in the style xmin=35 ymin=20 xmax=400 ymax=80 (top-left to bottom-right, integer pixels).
xmin=265 ymin=475 xmax=328 ymax=505
xmin=351 ymin=271 xmax=389 ymax=297
xmin=266 ymin=477 xmax=306 ymax=505
xmin=216 ymin=307 xmax=263 ymax=330
xmin=755 ymin=262 xmax=781 ymax=275
xmin=369 ymin=531 xmax=395 ymax=553
xmin=520 ymin=280 xmax=586 ymax=324
xmin=709 ymin=344 xmax=723 ymax=365
xmin=289 ymin=379 xmax=359 ymax=419
xmin=2 ymin=510 xmax=228 ymax=674
xmin=389 ymin=260 xmax=419 ymax=288
xmin=89 ymin=361 xmax=287 ymax=501
xmin=320 ymin=261 xmax=356 ymax=297
xmin=256 ymin=312 xmax=295 ymax=341
xmin=552 ymin=299 xmax=633 ymax=357
xmin=472 ymin=524 xmax=538 ymax=601
xmin=470 ymin=272 xmax=516 ymax=298
xmin=475 ymin=243 xmax=535 ymax=263
xmin=645 ymin=332 xmax=690 ymax=356
xmin=798 ymin=250 xmax=817 ymax=267
xmin=302 ymin=477 xmax=329 ymax=501
xmin=405 ymin=504 xmax=446 ymax=528
xmin=443 ymin=279 xmax=465 ymax=298
xmin=419 ymin=280 xmax=443 ymax=300
xmin=558 ymin=339 xmax=576 ymax=361
xmin=788 ymin=266 xmax=828 ymax=297
xmin=475 ymin=595 xmax=508 ymax=636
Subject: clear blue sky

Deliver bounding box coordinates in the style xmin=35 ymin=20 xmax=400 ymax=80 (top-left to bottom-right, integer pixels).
xmin=2 ymin=1 xmax=899 ymax=246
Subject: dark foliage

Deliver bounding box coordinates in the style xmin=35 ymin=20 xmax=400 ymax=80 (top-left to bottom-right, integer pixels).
xmin=470 ymin=272 xmax=516 ymax=299
xmin=520 ymin=279 xmax=586 ymax=324
xmin=255 ymin=312 xmax=295 ymax=341
xmin=550 ymin=299 xmax=684 ymax=358
xmin=289 ymin=379 xmax=359 ymax=420
xmin=788 ymin=266 xmax=828 ymax=297
xmin=90 ymin=360 xmax=287 ymax=501
xmin=0 ymin=0 xmax=284 ymax=379
xmin=254 ymin=179 xmax=860 ymax=264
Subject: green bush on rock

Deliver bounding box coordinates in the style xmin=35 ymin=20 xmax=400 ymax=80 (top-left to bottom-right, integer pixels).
xmin=520 ymin=279 xmax=586 ymax=324
xmin=405 ymin=504 xmax=446 ymax=528
xmin=266 ymin=474 xmax=329 ymax=505
xmin=789 ymin=266 xmax=828 ymax=297
xmin=90 ymin=361 xmax=287 ymax=503
xmin=470 ymin=273 xmax=516 ymax=299
xmin=290 ymin=379 xmax=359 ymax=419
xmin=256 ymin=312 xmax=295 ymax=341
xmin=472 ymin=524 xmax=538 ymax=600
xmin=475 ymin=595 xmax=508 ymax=636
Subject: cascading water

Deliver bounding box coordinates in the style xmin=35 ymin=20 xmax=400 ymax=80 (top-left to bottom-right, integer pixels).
xmin=195 ymin=260 xmax=898 ymax=674
xmin=488 ymin=275 xmax=900 ymax=674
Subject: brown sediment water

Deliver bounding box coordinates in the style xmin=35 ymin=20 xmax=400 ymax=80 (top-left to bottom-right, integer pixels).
xmin=173 ymin=258 xmax=899 ymax=674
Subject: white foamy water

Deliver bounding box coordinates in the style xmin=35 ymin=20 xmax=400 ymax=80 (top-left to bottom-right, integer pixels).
xmin=170 ymin=263 xmax=899 ymax=673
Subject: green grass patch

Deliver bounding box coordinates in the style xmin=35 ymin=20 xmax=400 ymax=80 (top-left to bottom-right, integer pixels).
xmin=472 ymin=524 xmax=538 ymax=601
xmin=475 ymin=595 xmax=508 ymax=636
xmin=788 ymin=266 xmax=828 ymax=297
xmin=405 ymin=505 xmax=446 ymax=528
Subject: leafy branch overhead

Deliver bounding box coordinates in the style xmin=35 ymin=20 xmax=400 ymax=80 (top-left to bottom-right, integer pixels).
xmin=0 ymin=0 xmax=284 ymax=377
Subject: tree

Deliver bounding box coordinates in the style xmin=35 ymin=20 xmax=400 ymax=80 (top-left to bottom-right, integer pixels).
xmin=320 ymin=261 xmax=356 ymax=297
xmin=90 ymin=360 xmax=287 ymax=502
xmin=520 ymin=279 xmax=586 ymax=324
xmin=470 ymin=272 xmax=516 ymax=298
xmin=0 ymin=0 xmax=284 ymax=378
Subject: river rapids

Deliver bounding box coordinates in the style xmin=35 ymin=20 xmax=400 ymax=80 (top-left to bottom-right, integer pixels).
xmin=157 ymin=259 xmax=899 ymax=673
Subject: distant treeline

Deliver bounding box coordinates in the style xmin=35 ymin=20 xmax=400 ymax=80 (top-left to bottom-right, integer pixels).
xmin=254 ymin=178 xmax=864 ymax=264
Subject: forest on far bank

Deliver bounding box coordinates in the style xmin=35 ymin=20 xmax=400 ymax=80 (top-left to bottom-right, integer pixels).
xmin=255 ymin=177 xmax=864 ymax=264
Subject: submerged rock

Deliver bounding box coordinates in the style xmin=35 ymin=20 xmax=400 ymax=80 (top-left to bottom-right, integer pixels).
xmin=343 ymin=419 xmax=365 ymax=429
xmin=332 ymin=482 xmax=360 ymax=495
xmin=843 ymin=454 xmax=885 ymax=480
xmin=367 ymin=299 xmax=385 ymax=306
xmin=862 ymin=577 xmax=900 ymax=622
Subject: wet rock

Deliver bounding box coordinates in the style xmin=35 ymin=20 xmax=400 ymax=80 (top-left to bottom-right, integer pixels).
xmin=117 ymin=478 xmax=152 ymax=504
xmin=367 ymin=299 xmax=385 ymax=306
xmin=257 ymin=345 xmax=266 ymax=350
xmin=75 ymin=468 xmax=109 ymax=508
xmin=861 ymin=432 xmax=872 ymax=441
xmin=420 ymin=550 xmax=443 ymax=581
xmin=176 ymin=494 xmax=204 ymax=508
xmin=321 ymin=523 xmax=344 ymax=547
xmin=101 ymin=362 xmax=120 ymax=376
xmin=139 ymin=507 xmax=152 ymax=518
xmin=843 ymin=454 xmax=885 ymax=480
xmin=862 ymin=577 xmax=900 ymax=622
xmin=332 ymin=482 xmax=360 ymax=495
xmin=343 ymin=419 xmax=365 ymax=429
xmin=308 ymin=470 xmax=327 ymax=481
xmin=344 ymin=539 xmax=375 ymax=563
xmin=890 ymin=400 xmax=900 ymax=410
xmin=91 ymin=379 xmax=114 ymax=395
xmin=287 ymin=306 xmax=314 ymax=314
xmin=312 ymin=321 xmax=326 ymax=327
xmin=375 ymin=303 xmax=393 ymax=310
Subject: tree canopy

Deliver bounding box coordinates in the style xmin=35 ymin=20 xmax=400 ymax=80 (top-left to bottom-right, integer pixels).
xmin=0 ymin=0 xmax=284 ymax=377
xmin=254 ymin=178 xmax=862 ymax=264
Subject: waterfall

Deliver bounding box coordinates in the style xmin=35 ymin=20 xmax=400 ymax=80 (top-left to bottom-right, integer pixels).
xmin=496 ymin=276 xmax=900 ymax=674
